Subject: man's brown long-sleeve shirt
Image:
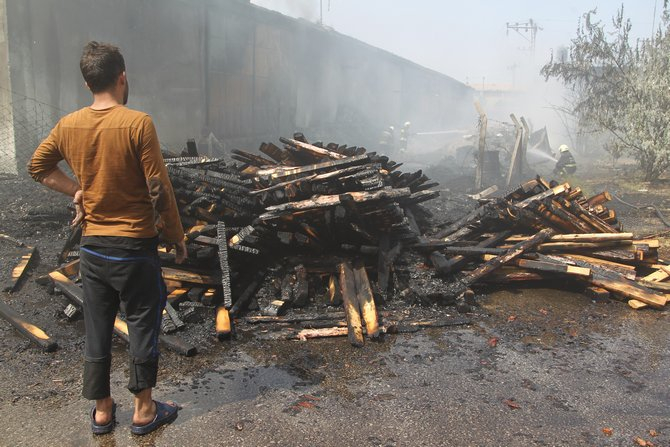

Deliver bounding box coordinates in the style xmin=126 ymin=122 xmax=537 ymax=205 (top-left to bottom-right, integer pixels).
xmin=28 ymin=105 xmax=184 ymax=244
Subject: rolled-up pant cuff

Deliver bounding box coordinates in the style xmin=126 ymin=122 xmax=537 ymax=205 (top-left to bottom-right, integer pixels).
xmin=83 ymin=358 xmax=112 ymax=400
xmin=128 ymin=356 xmax=159 ymax=394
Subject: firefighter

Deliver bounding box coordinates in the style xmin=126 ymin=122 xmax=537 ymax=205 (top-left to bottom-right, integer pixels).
xmin=379 ymin=125 xmax=395 ymax=154
xmin=553 ymin=144 xmax=577 ymax=176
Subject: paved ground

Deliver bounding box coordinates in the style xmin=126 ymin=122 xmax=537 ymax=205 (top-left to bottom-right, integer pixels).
xmin=1 ymin=166 xmax=669 ymax=447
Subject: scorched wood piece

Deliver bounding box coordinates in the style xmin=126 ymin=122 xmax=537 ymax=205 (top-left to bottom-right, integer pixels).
xmin=456 ymin=228 xmax=556 ymax=292
xmin=279 ymin=137 xmax=347 ymax=160
xmin=258 ymin=188 xmax=411 ymax=220
xmin=3 ymin=246 xmax=38 ymax=293
xmin=338 ymin=261 xmax=364 ymax=347
xmin=0 ymin=299 xmax=58 ymax=352
xmin=353 ymin=261 xmax=380 ymax=339
xmin=254 ymin=154 xmax=369 ymax=181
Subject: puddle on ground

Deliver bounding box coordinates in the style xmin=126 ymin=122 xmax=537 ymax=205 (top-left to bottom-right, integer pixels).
xmin=160 ymin=352 xmax=301 ymax=417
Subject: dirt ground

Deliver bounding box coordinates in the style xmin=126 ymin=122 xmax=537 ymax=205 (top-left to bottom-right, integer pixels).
xmin=0 ymin=161 xmax=669 ymax=447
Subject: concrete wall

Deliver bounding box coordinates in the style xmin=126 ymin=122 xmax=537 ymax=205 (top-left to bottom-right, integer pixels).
xmin=2 ymin=0 xmax=473 ymax=171
xmin=0 ymin=0 xmax=15 ymax=173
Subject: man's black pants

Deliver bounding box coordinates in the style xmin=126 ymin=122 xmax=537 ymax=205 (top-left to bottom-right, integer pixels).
xmin=79 ymin=245 xmax=166 ymax=399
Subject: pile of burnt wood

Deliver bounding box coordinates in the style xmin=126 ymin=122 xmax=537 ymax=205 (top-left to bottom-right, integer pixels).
xmin=417 ymin=177 xmax=668 ymax=312
xmin=35 ymin=136 xmax=668 ymax=353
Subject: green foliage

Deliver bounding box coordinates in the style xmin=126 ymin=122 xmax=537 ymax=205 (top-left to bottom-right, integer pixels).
xmin=542 ymin=5 xmax=670 ymax=180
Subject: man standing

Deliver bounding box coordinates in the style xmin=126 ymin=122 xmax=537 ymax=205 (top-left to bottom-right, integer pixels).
xmin=28 ymin=41 xmax=186 ymax=436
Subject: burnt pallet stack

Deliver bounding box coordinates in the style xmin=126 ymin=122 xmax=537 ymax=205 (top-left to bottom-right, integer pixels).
xmin=150 ymin=134 xmax=437 ymax=346
xmin=417 ymin=176 xmax=668 ymax=311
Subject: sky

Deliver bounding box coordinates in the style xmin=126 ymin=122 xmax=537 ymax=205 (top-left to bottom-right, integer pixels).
xmin=250 ymin=0 xmax=663 ymax=87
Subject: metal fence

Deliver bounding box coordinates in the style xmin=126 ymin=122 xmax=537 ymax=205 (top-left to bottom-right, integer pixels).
xmin=0 ymin=87 xmax=71 ymax=241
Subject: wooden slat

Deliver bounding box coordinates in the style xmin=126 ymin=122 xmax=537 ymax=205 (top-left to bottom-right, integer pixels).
xmin=3 ymin=246 xmax=37 ymax=293
xmin=162 ymin=267 xmax=220 ymax=286
xmin=215 ymin=307 xmax=232 ymax=340
xmin=353 ymin=263 xmax=380 ymax=339
xmin=0 ymin=299 xmax=58 ymax=352
xmin=338 ymin=261 xmax=364 ymax=347
xmin=506 ymin=233 xmax=633 ymax=243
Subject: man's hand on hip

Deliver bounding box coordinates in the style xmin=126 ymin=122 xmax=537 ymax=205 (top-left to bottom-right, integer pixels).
xmin=71 ymin=190 xmax=85 ymax=227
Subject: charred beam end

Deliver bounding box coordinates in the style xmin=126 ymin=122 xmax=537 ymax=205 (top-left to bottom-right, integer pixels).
xmin=215 ymin=306 xmax=233 ymax=340
xmin=0 ymin=299 xmax=58 ymax=352
xmin=3 ymin=246 xmax=38 ymax=293
xmin=338 ymin=261 xmax=364 ymax=347
xmin=353 ymin=261 xmax=380 ymax=339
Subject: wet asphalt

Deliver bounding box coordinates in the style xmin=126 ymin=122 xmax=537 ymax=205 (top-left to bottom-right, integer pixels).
xmin=1 ymin=286 xmax=668 ymax=447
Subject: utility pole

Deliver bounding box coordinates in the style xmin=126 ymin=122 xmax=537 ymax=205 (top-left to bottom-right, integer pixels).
xmin=506 ymin=19 xmax=542 ymax=56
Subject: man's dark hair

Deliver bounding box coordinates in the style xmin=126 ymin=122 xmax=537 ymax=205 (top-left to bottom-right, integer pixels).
xmin=79 ymin=41 xmax=125 ymax=93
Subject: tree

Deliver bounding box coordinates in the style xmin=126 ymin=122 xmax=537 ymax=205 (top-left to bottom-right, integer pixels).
xmin=542 ymin=4 xmax=670 ymax=181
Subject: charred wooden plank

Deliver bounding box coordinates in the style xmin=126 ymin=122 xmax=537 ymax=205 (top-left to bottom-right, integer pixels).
xmin=338 ymin=261 xmax=364 ymax=347
xmin=215 ymin=306 xmax=233 ymax=340
xmin=638 ymin=280 xmax=670 ymax=292
xmin=590 ymin=278 xmax=666 ymax=308
xmin=460 ymin=228 xmax=555 ymax=289
xmin=255 ymin=154 xmax=369 ymax=181
xmin=543 ymin=255 xmax=666 ymax=308
xmin=243 ymin=312 xmax=347 ymax=324
xmin=3 ymin=246 xmax=37 ymax=293
xmin=353 ymin=262 xmax=380 ymax=339
xmin=385 ymin=316 xmax=471 ymax=333
xmin=560 ymin=254 xmax=636 ymax=280
xmin=162 ymin=267 xmax=220 ymax=286
xmin=515 ymin=259 xmax=591 ymax=277
xmin=506 ymin=233 xmax=633 ymax=243
xmin=279 ymin=137 xmax=347 ymax=160
xmin=0 ymin=299 xmax=58 ymax=352
xmin=259 ymin=188 xmax=411 ymax=220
